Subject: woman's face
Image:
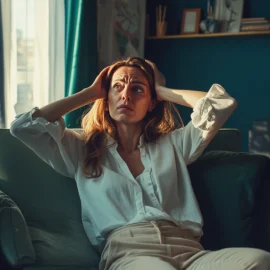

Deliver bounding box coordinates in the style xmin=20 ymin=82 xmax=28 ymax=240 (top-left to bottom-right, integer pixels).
xmin=107 ymin=66 xmax=155 ymax=125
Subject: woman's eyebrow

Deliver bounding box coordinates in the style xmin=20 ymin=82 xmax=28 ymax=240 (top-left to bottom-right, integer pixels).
xmin=112 ymin=78 xmax=147 ymax=86
xmin=131 ymin=80 xmax=148 ymax=86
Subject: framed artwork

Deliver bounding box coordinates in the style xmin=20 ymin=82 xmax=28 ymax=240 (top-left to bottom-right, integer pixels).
xmin=97 ymin=0 xmax=146 ymax=70
xmin=181 ymin=8 xmax=201 ymax=34
xmin=214 ymin=0 xmax=244 ymax=32
xmin=224 ymin=0 xmax=244 ymax=32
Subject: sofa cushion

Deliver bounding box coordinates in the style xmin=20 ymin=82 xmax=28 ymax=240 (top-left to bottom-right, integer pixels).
xmin=0 ymin=129 xmax=100 ymax=268
xmin=0 ymin=190 xmax=35 ymax=267
xmin=188 ymin=151 xmax=269 ymax=251
xmin=253 ymin=154 xmax=270 ymax=252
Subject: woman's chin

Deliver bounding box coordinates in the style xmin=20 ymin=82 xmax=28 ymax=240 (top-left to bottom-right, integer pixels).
xmin=113 ymin=115 xmax=143 ymax=126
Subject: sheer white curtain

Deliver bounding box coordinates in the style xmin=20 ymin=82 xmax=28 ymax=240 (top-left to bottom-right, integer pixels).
xmin=48 ymin=0 xmax=65 ymax=104
xmin=1 ymin=0 xmax=17 ymax=128
xmin=1 ymin=0 xmax=64 ymax=128
xmin=32 ymin=0 xmax=49 ymax=109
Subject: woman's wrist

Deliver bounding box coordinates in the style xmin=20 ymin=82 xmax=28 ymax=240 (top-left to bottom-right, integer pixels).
xmin=156 ymin=85 xmax=168 ymax=101
xmin=156 ymin=86 xmax=206 ymax=108
xmin=80 ymin=86 xmax=103 ymax=103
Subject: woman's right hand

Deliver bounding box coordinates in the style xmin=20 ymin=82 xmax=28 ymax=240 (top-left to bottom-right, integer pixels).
xmin=86 ymin=66 xmax=110 ymax=100
xmin=30 ymin=67 xmax=111 ymax=123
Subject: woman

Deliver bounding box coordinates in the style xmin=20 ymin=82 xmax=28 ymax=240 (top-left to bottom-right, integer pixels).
xmin=10 ymin=57 xmax=270 ymax=270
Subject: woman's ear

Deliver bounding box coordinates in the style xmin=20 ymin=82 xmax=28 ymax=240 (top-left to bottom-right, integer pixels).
xmin=148 ymin=99 xmax=158 ymax=112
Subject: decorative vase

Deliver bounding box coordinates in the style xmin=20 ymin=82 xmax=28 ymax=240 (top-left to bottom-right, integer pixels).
xmin=200 ymin=17 xmax=218 ymax=33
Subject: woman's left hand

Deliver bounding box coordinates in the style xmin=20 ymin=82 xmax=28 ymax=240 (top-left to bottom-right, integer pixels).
xmin=145 ymin=60 xmax=165 ymax=101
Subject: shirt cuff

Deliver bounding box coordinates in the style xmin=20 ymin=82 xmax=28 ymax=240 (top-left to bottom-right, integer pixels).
xmin=191 ymin=84 xmax=234 ymax=131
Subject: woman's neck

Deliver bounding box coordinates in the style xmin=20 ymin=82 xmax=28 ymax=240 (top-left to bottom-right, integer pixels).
xmin=116 ymin=124 xmax=143 ymax=154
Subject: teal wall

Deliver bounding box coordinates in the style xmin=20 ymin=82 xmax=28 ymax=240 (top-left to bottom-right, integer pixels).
xmin=145 ymin=0 xmax=270 ymax=151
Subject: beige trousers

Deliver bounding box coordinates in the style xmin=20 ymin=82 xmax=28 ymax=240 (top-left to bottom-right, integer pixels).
xmin=99 ymin=220 xmax=270 ymax=270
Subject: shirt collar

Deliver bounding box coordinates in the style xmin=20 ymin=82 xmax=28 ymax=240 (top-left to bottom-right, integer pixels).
xmin=105 ymin=132 xmax=145 ymax=150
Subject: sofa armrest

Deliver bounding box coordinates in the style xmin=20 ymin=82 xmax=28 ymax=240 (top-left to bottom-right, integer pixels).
xmin=0 ymin=190 xmax=35 ymax=267
xmin=188 ymin=151 xmax=269 ymax=251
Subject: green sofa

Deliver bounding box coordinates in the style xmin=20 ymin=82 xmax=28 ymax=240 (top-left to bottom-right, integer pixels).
xmin=0 ymin=128 xmax=269 ymax=270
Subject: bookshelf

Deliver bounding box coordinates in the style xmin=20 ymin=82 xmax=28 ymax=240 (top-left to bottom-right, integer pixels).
xmin=147 ymin=31 xmax=270 ymax=39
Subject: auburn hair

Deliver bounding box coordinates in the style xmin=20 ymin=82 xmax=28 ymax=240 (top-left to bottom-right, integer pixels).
xmin=80 ymin=57 xmax=183 ymax=178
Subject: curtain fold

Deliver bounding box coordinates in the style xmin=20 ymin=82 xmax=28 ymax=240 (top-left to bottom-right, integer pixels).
xmin=32 ymin=0 xmax=49 ymax=109
xmin=48 ymin=0 xmax=65 ymax=104
xmin=34 ymin=0 xmax=65 ymax=106
xmin=1 ymin=0 xmax=16 ymax=128
xmin=64 ymin=0 xmax=98 ymax=128
xmin=0 ymin=1 xmax=5 ymax=128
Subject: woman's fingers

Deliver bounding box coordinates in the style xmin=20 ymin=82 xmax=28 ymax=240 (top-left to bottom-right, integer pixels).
xmin=92 ymin=66 xmax=110 ymax=89
xmin=145 ymin=59 xmax=165 ymax=87
xmin=98 ymin=66 xmax=110 ymax=79
xmin=145 ymin=59 xmax=156 ymax=69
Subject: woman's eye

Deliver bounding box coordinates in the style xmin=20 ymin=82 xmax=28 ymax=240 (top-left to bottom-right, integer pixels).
xmin=113 ymin=84 xmax=121 ymax=90
xmin=132 ymin=86 xmax=143 ymax=93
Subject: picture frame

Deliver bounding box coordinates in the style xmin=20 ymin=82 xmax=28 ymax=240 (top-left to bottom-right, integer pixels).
xmin=97 ymin=0 xmax=146 ymax=70
xmin=181 ymin=8 xmax=201 ymax=34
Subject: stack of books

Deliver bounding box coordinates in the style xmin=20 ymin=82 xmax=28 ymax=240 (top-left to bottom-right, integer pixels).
xmin=240 ymin=17 xmax=270 ymax=32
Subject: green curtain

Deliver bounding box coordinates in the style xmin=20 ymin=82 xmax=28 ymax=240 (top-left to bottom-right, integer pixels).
xmin=64 ymin=0 xmax=98 ymax=128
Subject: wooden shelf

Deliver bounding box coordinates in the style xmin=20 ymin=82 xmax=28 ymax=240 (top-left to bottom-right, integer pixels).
xmin=147 ymin=31 xmax=270 ymax=39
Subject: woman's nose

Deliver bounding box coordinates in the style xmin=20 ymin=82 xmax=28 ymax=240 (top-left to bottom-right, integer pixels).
xmin=122 ymin=85 xmax=131 ymax=101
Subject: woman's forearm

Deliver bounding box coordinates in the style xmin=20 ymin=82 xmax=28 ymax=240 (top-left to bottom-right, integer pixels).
xmin=31 ymin=66 xmax=110 ymax=122
xmin=32 ymin=87 xmax=97 ymax=122
xmin=157 ymin=86 xmax=207 ymax=108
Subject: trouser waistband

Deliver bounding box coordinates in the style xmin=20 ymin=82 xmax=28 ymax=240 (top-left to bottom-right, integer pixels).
xmin=106 ymin=219 xmax=197 ymax=243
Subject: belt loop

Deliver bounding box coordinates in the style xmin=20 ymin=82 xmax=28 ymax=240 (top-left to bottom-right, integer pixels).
xmin=150 ymin=221 xmax=163 ymax=244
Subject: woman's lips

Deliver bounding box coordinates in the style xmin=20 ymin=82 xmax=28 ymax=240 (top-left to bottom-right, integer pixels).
xmin=117 ymin=105 xmax=134 ymax=111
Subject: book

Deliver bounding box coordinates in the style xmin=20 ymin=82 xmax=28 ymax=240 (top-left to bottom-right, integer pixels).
xmin=241 ymin=24 xmax=270 ymax=31
xmin=241 ymin=20 xmax=269 ymax=25
xmin=242 ymin=17 xmax=266 ymax=21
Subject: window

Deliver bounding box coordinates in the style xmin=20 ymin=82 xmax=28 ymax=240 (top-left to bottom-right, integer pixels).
xmin=2 ymin=0 xmax=64 ymax=128
xmin=13 ymin=0 xmax=36 ymax=114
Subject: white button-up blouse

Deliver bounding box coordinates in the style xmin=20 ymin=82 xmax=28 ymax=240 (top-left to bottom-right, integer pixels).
xmin=10 ymin=84 xmax=237 ymax=251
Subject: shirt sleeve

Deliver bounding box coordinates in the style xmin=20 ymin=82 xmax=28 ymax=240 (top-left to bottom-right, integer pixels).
xmin=10 ymin=107 xmax=84 ymax=179
xmin=169 ymin=84 xmax=238 ymax=165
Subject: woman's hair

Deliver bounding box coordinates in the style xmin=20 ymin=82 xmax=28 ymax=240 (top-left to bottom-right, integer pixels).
xmin=80 ymin=57 xmax=183 ymax=178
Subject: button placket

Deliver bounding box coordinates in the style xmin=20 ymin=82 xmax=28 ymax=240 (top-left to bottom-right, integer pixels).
xmin=111 ymin=141 xmax=147 ymax=217
xmin=135 ymin=187 xmax=145 ymax=216
xmin=139 ymin=147 xmax=150 ymax=173
xmin=145 ymin=159 xmax=163 ymax=211
xmin=140 ymin=148 xmax=164 ymax=212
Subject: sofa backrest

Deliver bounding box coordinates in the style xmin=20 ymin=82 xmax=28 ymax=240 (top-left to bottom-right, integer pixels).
xmin=0 ymin=129 xmax=100 ymax=268
xmin=203 ymin=128 xmax=241 ymax=153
